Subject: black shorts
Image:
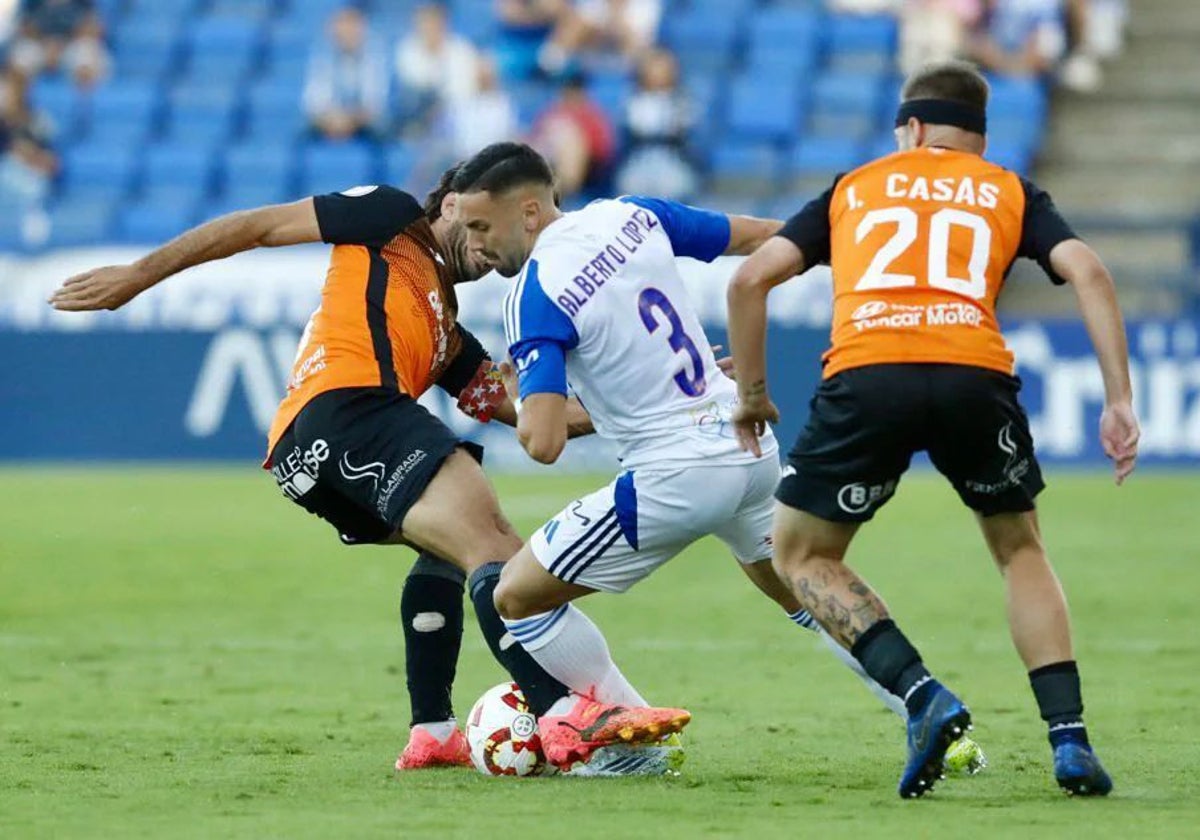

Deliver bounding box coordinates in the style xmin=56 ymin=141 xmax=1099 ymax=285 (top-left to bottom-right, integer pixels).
xmin=776 ymin=364 xmax=1044 ymax=522
xmin=268 ymin=387 xmax=482 ymax=545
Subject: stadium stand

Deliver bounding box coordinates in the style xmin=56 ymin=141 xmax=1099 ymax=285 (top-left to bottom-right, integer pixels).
xmin=0 ymin=0 xmax=1192 ymax=312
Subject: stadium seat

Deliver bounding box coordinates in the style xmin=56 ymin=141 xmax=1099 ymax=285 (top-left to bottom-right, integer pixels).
xmin=707 ymin=140 xmax=781 ymax=194
xmin=31 ymin=77 xmax=82 ymax=142
xmin=184 ymin=16 xmax=266 ymax=83
xmin=789 ymin=136 xmax=866 ymax=177
xmin=726 ymin=77 xmax=804 ymax=143
xmin=47 ymin=196 xmax=119 ymax=248
xmin=141 ymin=143 xmax=218 ymax=193
xmin=299 ymin=141 xmax=380 ymax=196
xmin=747 ymin=7 xmax=823 ymax=53
xmin=221 ymin=143 xmax=298 ymax=200
xmin=826 ymin=14 xmax=898 ymax=72
xmin=85 ymin=82 xmax=162 ymax=142
xmin=384 ymin=144 xmax=419 ymax=187
xmin=987 ymin=76 xmax=1049 ymax=124
xmin=110 ymin=24 xmax=182 ymax=81
xmin=62 ymin=142 xmax=139 ymax=196
xmin=661 ymin=12 xmax=740 ymax=60
xmin=811 ymin=71 xmax=886 ymax=121
xmin=118 ymin=199 xmax=199 ymax=244
xmin=163 ymin=84 xmax=242 ymax=145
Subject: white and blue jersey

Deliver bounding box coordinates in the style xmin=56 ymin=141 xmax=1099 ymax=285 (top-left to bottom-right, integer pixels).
xmin=503 ymin=196 xmax=777 ymax=471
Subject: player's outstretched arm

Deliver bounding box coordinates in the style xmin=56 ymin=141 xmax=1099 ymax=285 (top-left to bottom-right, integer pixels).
xmin=726 ymin=238 xmax=807 ymax=456
xmin=723 ymin=216 xmax=784 ymax=256
xmin=1051 ymin=239 xmax=1140 ymax=483
xmin=48 ymin=199 xmax=322 ymax=311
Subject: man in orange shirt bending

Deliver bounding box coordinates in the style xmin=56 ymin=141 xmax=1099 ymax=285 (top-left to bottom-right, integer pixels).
xmin=728 ymin=60 xmax=1138 ymax=799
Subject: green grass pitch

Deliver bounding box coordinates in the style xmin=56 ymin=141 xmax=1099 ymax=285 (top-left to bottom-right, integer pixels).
xmin=2 ymin=467 xmax=1197 ymax=838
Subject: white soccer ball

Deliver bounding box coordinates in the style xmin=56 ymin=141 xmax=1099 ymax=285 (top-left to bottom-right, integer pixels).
xmin=465 ymin=682 xmax=555 ymax=777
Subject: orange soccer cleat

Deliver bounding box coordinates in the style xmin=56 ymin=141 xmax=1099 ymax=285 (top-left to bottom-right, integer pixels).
xmin=538 ymin=694 xmax=691 ymax=770
xmin=394 ymin=725 xmax=472 ymax=770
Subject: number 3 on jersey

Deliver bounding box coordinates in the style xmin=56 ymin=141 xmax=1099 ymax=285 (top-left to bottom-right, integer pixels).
xmin=638 ymin=287 xmax=706 ymax=397
xmin=855 ymin=206 xmax=991 ymax=300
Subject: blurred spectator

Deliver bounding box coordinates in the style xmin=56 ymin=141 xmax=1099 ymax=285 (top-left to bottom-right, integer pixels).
xmin=616 ymin=48 xmax=696 ymax=200
xmin=566 ymin=0 xmax=663 ymax=64
xmin=447 ymin=55 xmax=518 ymax=159
xmin=9 ymin=0 xmax=108 ymax=88
xmin=303 ymin=6 xmax=390 ymax=141
xmin=396 ymin=2 xmax=480 ymax=112
xmin=1 ymin=0 xmax=18 ymax=50
xmin=529 ymin=71 xmax=615 ymax=202
xmin=494 ymin=0 xmax=569 ymax=80
xmin=899 ymin=0 xmax=982 ymax=74
xmin=0 ymin=68 xmax=55 ymax=244
xmin=1084 ymin=0 xmax=1126 ymax=59
xmin=968 ymin=0 xmax=1067 ymax=79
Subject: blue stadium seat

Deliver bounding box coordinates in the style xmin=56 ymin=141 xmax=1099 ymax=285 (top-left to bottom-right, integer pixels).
xmin=62 ymin=142 xmax=139 ymax=195
xmin=110 ymin=24 xmax=182 ymax=81
xmin=86 ymin=82 xmax=162 ymax=141
xmin=827 ymin=14 xmax=898 ymax=72
xmin=221 ymin=143 xmax=298 ymax=199
xmin=141 ymin=143 xmax=218 ymax=193
xmin=747 ymin=8 xmax=823 ymax=52
xmin=299 ymin=141 xmax=380 ymax=196
xmin=121 ymin=0 xmax=199 ymax=29
xmin=184 ymin=17 xmax=266 ymax=82
xmin=589 ymin=74 xmax=633 ymax=126
xmin=384 ymin=144 xmax=419 ymax=187
xmin=511 ymin=81 xmax=557 ymax=127
xmin=163 ymin=84 xmax=241 ymax=145
xmin=987 ymin=76 xmax=1049 ymax=123
xmin=662 ymin=12 xmax=740 ymax=58
xmin=707 ymin=140 xmax=781 ymax=183
xmin=31 ymin=77 xmax=82 ymax=142
xmin=811 ymin=71 xmax=886 ymax=121
xmin=744 ymin=43 xmax=820 ymax=79
xmin=452 ymin=0 xmax=499 ymax=43
xmin=138 ymin=184 xmax=209 ymax=217
xmin=118 ymin=199 xmax=199 ymax=244
xmin=244 ymin=78 xmax=308 ymax=142
xmin=789 ymin=137 xmax=866 ymax=177
xmin=209 ymin=185 xmax=292 ymax=218
xmin=47 ymin=196 xmax=119 ymax=248
xmin=726 ymin=77 xmax=804 ymax=143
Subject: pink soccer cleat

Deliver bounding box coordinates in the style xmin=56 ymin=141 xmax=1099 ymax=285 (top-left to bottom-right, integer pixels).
xmin=537 ymin=694 xmax=691 ymax=770
xmin=395 ymin=725 xmax=472 ymax=770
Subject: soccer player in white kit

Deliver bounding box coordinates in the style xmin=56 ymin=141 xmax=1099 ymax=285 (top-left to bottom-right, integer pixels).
xmin=452 ymin=143 xmax=982 ymax=772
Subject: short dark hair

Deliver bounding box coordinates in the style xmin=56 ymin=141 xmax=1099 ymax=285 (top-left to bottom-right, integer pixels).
xmin=451 ymin=142 xmax=554 ymax=196
xmin=424 ymin=162 xmax=462 ymax=222
xmin=902 ymin=60 xmax=990 ymax=110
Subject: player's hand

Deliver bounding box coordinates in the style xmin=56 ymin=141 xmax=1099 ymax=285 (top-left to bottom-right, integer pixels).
xmin=711 ymin=345 xmax=736 ymax=380
xmin=498 ymin=359 xmax=520 ymax=402
xmin=1099 ymin=401 xmax=1139 ymax=485
xmin=732 ymin=394 xmax=779 ymax=458
xmin=48 ymin=265 xmax=153 ymax=311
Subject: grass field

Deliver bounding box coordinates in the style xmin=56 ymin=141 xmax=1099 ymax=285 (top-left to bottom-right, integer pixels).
xmin=2 ymin=467 xmax=1197 ymax=839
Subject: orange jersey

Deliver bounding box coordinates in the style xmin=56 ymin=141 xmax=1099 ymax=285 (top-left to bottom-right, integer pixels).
xmin=265 ymin=187 xmax=470 ymax=461
xmin=777 ymin=148 xmax=1076 ymax=379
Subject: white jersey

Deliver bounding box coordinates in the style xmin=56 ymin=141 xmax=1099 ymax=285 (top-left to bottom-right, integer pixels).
xmin=503 ymin=196 xmax=777 ymax=470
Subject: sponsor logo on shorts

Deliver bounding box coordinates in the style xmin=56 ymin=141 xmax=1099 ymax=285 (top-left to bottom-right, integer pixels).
xmin=375 ymin=449 xmax=429 ymax=516
xmin=964 ymin=422 xmax=1031 ymax=495
xmin=837 ymin=479 xmax=897 ymax=515
xmin=339 ymin=452 xmax=386 ymax=490
xmin=273 ymin=439 xmax=329 ymax=499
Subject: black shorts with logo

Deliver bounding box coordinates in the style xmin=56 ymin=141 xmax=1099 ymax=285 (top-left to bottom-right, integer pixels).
xmin=776 ymin=363 xmax=1044 ymax=522
xmin=268 ymin=387 xmax=482 ymax=544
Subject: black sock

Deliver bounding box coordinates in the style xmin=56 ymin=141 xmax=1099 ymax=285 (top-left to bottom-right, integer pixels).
xmin=1029 ymin=660 xmax=1089 ymax=747
xmin=468 ymin=562 xmax=569 ymax=717
xmin=401 ymin=553 xmax=465 ymax=727
xmin=850 ymin=619 xmax=936 ymax=715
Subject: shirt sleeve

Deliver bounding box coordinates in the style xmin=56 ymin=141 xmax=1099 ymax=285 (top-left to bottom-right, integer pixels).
xmin=1018 ymin=178 xmax=1078 ymax=285
xmin=435 ymin=325 xmax=490 ymax=398
xmin=776 ymin=176 xmax=841 ymax=266
xmin=619 ymin=195 xmax=731 ymax=262
xmin=312 ymin=185 xmax=423 ymax=250
xmin=505 ymin=259 xmax=580 ymax=399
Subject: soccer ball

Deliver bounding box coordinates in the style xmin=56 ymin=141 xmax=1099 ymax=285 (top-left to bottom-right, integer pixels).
xmin=465 ymin=682 xmax=555 ymax=777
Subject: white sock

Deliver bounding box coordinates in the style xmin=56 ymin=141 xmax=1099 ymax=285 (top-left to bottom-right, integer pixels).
xmin=504 ymin=604 xmax=648 ymax=710
xmin=786 ymin=609 xmax=907 ymax=718
xmin=414 ymin=720 xmax=457 ymax=743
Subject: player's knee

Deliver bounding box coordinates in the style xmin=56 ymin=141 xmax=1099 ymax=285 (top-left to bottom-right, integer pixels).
xmin=492 ymin=576 xmax=534 ymax=621
xmin=981 ymin=512 xmax=1044 ymax=568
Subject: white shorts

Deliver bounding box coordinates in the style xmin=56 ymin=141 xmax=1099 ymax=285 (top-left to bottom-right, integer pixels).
xmin=529 ymin=456 xmax=780 ymax=594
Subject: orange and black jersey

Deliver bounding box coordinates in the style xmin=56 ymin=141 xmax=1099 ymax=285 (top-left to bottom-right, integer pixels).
xmin=778 ymin=148 xmax=1078 ymax=378
xmin=265 ymin=186 xmax=490 ymax=463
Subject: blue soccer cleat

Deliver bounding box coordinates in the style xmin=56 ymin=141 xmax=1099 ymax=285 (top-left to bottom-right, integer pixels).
xmin=1053 ymin=741 xmax=1113 ymax=796
xmin=899 ymin=682 xmax=972 ymax=799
